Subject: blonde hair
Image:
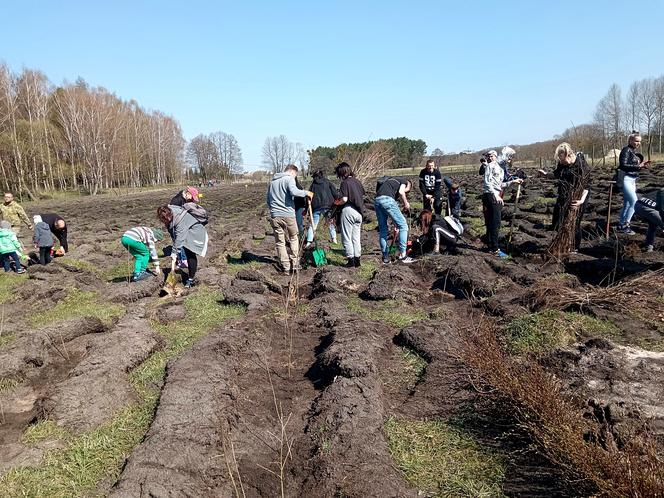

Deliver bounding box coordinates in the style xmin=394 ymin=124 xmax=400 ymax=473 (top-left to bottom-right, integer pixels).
xmin=554 ymin=142 xmax=575 ymax=162
xmin=628 ymin=130 xmax=641 ymax=143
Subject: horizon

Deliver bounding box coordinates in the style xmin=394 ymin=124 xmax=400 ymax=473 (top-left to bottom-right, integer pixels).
xmin=2 ymin=0 xmax=664 ymax=171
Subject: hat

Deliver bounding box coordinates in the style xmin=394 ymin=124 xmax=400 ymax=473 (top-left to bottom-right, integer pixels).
xmin=501 ymin=146 xmax=516 ymax=159
xmin=152 ymin=228 xmax=165 ymax=241
xmin=0 ymin=220 xmax=10 ymax=229
xmin=487 ymin=150 xmax=498 ymax=157
xmin=33 ymin=215 xmax=42 ymax=224
xmin=185 ymin=186 xmax=200 ymax=202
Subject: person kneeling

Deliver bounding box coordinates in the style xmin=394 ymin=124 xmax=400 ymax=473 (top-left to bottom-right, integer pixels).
xmin=633 ymin=188 xmax=664 ymax=253
xmin=415 ymin=209 xmax=464 ymax=255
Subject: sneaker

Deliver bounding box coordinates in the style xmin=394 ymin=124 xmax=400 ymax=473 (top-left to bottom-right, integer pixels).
xmin=344 ymin=258 xmax=355 ymax=268
xmin=382 ymin=255 xmax=391 ymax=265
xmin=397 ymin=256 xmax=415 ymax=264
xmin=131 ymin=271 xmax=149 ymax=282
xmin=644 ymin=245 xmax=654 ymax=253
xmin=618 ymin=225 xmax=636 ymax=235
xmin=304 ymin=242 xmax=314 ymax=250
xmin=354 ymin=257 xmax=361 ymax=268
xmin=184 ymin=278 xmax=196 ymax=288
xmin=492 ymin=250 xmax=509 ymax=259
xmin=331 ymin=238 xmax=338 ymax=245
xmin=16 ymin=268 xmax=26 ymax=274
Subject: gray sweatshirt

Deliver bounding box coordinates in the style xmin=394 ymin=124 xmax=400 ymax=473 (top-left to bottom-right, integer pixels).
xmin=483 ymin=160 xmax=516 ymax=195
xmin=266 ymin=172 xmax=308 ymax=218
xmin=33 ymin=221 xmax=54 ymax=247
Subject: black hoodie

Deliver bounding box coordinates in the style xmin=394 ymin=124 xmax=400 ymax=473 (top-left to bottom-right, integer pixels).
xmin=309 ymin=176 xmax=339 ymax=211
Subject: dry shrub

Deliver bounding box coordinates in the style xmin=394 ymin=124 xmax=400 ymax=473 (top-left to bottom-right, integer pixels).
xmin=525 ymin=268 xmax=664 ymax=320
xmin=337 ymin=140 xmax=394 ymax=182
xmin=457 ymin=318 xmax=664 ymax=497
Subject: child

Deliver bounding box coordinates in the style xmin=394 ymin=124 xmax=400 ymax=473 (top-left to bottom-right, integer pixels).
xmin=0 ymin=220 xmax=26 ymax=273
xmin=121 ymin=227 xmax=164 ymax=282
xmin=33 ymin=215 xmax=54 ymax=265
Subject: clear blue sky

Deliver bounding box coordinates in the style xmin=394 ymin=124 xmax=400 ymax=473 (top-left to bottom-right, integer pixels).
xmin=2 ymin=0 xmax=663 ymax=170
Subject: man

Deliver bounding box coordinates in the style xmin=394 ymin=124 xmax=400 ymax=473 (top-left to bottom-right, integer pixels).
xmin=266 ymin=164 xmax=312 ymax=273
xmin=0 ymin=192 xmax=32 ymax=236
xmin=633 ymin=188 xmax=664 ymax=253
xmin=40 ymin=213 xmax=68 ymax=254
xmin=482 ymin=150 xmax=522 ymax=258
xmin=375 ymin=176 xmax=414 ymax=264
xmin=418 ymin=159 xmax=443 ymax=215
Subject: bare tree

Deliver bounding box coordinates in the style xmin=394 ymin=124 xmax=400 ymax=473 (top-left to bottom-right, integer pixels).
xmin=262 ymin=135 xmax=294 ymax=173
xmin=211 ymin=131 xmax=243 ymax=177
xmin=654 ymin=76 xmax=664 ymax=153
xmin=637 ymin=78 xmax=657 ymax=157
xmin=625 ymin=82 xmax=640 ymax=131
xmin=338 ymin=140 xmax=394 ymax=182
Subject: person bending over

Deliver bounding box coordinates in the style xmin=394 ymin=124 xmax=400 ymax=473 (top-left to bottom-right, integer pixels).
xmin=375 ymin=176 xmax=414 ymax=264
xmin=634 ymin=188 xmax=664 ymax=253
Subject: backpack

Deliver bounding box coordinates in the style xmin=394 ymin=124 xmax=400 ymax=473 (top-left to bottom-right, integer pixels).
xmin=182 ymin=202 xmax=209 ymax=225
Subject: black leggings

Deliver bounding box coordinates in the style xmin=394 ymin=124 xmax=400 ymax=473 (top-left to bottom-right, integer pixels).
xmin=39 ymin=246 xmax=52 ymax=265
xmin=183 ymin=247 xmax=198 ymax=279
xmin=482 ymin=193 xmax=502 ymax=252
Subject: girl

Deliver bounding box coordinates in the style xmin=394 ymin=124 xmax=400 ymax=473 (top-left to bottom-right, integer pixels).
xmin=121 ymin=227 xmax=164 ymax=282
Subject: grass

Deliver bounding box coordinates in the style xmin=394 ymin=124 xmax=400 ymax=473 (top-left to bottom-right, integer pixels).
xmin=347 ymin=296 xmax=427 ymax=328
xmin=465 ymin=216 xmax=486 ymax=237
xmin=0 ymin=272 xmax=26 ymax=304
xmin=385 ymin=417 xmax=505 ymax=497
xmin=0 ymin=287 xmax=245 ymax=498
xmin=57 ymin=257 xmax=136 ymax=281
xmin=28 ymin=288 xmax=124 ymax=327
xmin=21 ymin=421 xmax=69 ymax=446
xmin=504 ymin=310 xmax=619 ymax=355
xmin=0 ymin=377 xmax=21 ymax=395
xmin=224 ymin=253 xmax=262 ymax=275
xmin=0 ymin=332 xmax=15 ymax=349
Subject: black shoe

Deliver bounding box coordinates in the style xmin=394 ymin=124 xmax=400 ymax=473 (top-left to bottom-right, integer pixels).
xmin=382 ymin=255 xmax=391 ymax=265
xmin=344 ymin=258 xmax=355 ymax=268
xmin=354 ymin=257 xmax=361 ymax=268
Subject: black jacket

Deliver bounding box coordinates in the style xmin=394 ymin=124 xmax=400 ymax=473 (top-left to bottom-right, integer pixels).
xmin=553 ymin=153 xmax=590 ymax=210
xmin=294 ymin=179 xmax=306 ymax=210
xmin=40 ymin=213 xmax=68 ymax=252
xmin=418 ymin=168 xmax=442 ymax=198
xmin=170 ymin=191 xmax=187 ymax=207
xmin=309 ymin=177 xmax=339 ymax=211
xmin=618 ymin=145 xmax=641 ymax=177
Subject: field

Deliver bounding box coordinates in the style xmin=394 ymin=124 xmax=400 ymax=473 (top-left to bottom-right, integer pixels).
xmin=0 ymin=163 xmax=663 ymax=497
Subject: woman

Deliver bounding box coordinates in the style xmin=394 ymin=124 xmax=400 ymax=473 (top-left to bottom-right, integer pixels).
xmin=121 ymin=227 xmax=164 ymax=282
xmin=157 ymin=205 xmax=209 ymax=288
xmin=617 ymin=132 xmax=651 ymax=235
xmin=305 ymin=169 xmax=339 ymax=248
xmin=415 ymin=209 xmax=463 ymax=255
xmin=540 ymin=143 xmax=590 ymax=251
xmin=335 ymin=162 xmax=365 ymax=267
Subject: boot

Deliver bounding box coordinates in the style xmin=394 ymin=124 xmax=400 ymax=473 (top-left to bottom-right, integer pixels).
xmin=354 ymin=257 xmax=361 ymax=267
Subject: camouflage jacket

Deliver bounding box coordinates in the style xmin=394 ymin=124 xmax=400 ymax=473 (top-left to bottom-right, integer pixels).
xmin=0 ymin=201 xmax=31 ymax=228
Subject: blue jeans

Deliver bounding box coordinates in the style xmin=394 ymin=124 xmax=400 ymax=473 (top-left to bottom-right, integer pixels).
xmin=375 ymin=196 xmax=408 ymax=255
xmin=0 ymin=251 xmax=21 ymax=272
xmin=619 ymin=175 xmax=637 ymax=226
xmin=295 ymin=207 xmax=305 ymax=234
xmin=306 ymin=208 xmax=337 ymax=242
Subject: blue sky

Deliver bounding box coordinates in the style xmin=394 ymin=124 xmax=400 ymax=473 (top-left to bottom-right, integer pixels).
xmin=2 ymin=0 xmax=663 ymax=170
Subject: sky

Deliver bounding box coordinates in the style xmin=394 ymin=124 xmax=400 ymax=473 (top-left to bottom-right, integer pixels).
xmin=2 ymin=0 xmax=663 ymax=171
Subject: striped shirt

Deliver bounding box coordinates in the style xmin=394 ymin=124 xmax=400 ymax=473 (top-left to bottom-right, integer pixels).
xmin=122 ymin=227 xmax=160 ymax=266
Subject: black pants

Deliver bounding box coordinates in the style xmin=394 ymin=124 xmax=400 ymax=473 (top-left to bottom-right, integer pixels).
xmin=635 ymin=201 xmax=663 ymax=246
xmin=482 ymin=193 xmax=502 ymax=252
xmin=423 ymin=192 xmax=443 ymax=215
xmin=183 ymin=247 xmax=198 ymax=279
xmin=39 ymin=246 xmax=52 ymax=265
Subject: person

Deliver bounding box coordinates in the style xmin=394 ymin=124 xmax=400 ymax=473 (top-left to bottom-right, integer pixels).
xmin=539 ymin=143 xmax=590 ymax=251
xmin=482 ymin=150 xmax=523 ymax=257
xmin=443 ymin=177 xmax=464 ymax=219
xmin=121 ymin=227 xmax=164 ymax=282
xmin=305 ymin=170 xmax=339 ymax=248
xmin=157 ymin=205 xmax=209 ymax=288
xmin=0 ymin=220 xmax=25 ymax=273
xmin=617 ymin=132 xmax=651 ymax=235
xmin=374 ymin=176 xmax=414 ymax=264
xmin=335 ymin=162 xmax=365 ymax=267
xmin=40 ymin=213 xmax=68 ymax=254
xmin=418 ymin=159 xmax=443 ymax=215
xmin=1 ymin=192 xmax=32 ymax=236
xmin=170 ymin=186 xmax=200 ymax=206
xmin=32 ymin=215 xmax=54 ymax=265
xmin=294 ymin=177 xmax=307 ymax=235
xmin=266 ymin=164 xmax=312 ymax=273
xmin=498 ymin=146 xmax=516 ymax=180
xmin=633 ymin=188 xmax=664 ymax=252
xmin=415 ymin=209 xmax=463 ymax=254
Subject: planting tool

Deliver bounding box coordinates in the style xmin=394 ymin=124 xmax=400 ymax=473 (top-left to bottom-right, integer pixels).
xmin=507 ymin=183 xmax=522 ymax=251
xmin=306 ymin=197 xmax=327 ymax=267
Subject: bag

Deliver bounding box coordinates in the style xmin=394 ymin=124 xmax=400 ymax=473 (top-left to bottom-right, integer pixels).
xmin=182 ymin=202 xmax=209 ymax=225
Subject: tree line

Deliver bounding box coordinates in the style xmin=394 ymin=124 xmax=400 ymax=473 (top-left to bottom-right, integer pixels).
xmin=187 ymin=131 xmax=243 ymax=180
xmin=0 ymin=63 xmax=187 ymax=197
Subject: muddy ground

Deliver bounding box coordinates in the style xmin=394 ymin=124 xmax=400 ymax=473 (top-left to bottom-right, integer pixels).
xmin=0 ymin=163 xmax=662 ymax=497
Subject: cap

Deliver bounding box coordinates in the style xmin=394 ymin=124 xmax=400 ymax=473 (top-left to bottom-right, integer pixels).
xmin=186 ymin=186 xmax=200 ymax=202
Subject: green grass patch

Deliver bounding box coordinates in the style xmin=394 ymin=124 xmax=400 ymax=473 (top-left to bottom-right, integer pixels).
xmin=0 ymin=377 xmax=21 ymax=395
xmin=504 ymin=310 xmax=619 ymax=355
xmin=0 ymin=272 xmax=26 ymax=304
xmin=400 ymin=346 xmax=427 ymax=381
xmin=56 ymin=257 xmax=99 ymax=275
xmin=347 ymin=296 xmax=427 ymax=328
xmin=0 ymin=287 xmax=244 ymax=498
xmin=465 ymin=216 xmax=486 ymax=237
xmin=362 ymin=220 xmax=378 ymax=231
xmin=224 ymin=253 xmax=262 ymax=275
xmin=28 ymin=288 xmax=124 ymax=327
xmin=21 ymin=421 xmax=69 ymax=446
xmin=356 ymin=260 xmax=377 ymax=281
xmin=385 ymin=417 xmax=505 ymax=497
xmin=0 ymin=332 xmax=16 ymax=349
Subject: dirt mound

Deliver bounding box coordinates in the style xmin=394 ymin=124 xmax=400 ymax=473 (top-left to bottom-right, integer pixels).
xmin=361 ymin=264 xmax=420 ymax=301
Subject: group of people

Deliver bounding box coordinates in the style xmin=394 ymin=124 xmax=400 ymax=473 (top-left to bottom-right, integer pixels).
xmin=0 ymin=192 xmax=68 ymax=273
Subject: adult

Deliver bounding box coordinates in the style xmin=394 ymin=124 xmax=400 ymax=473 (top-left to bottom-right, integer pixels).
xmin=633 ymin=188 xmax=664 ymax=252
xmin=336 ymin=162 xmax=365 ymax=267
xmin=418 ymin=159 xmax=443 ymax=215
xmin=374 ymin=176 xmax=414 ymax=264
xmin=121 ymin=227 xmax=164 ymax=282
xmin=498 ymin=146 xmax=516 ymax=180
xmin=170 ymin=186 xmax=200 ymax=207
xmin=443 ymin=177 xmax=464 ymax=219
xmin=40 ymin=213 xmax=68 ymax=254
xmin=415 ymin=209 xmax=462 ymax=254
xmin=482 ymin=150 xmax=523 ymax=257
xmin=1 ymin=192 xmax=32 ymax=236
xmin=305 ymin=169 xmax=339 ymax=248
xmin=157 ymin=205 xmax=209 ymax=288
xmin=294 ymin=177 xmax=307 ymax=234
xmin=617 ymin=132 xmax=651 ymax=235
xmin=266 ymin=164 xmax=312 ymax=273
xmin=540 ymin=143 xmax=590 ymax=251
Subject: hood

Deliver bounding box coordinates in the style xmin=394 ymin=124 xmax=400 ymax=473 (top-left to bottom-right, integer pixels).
xmin=33 ymin=215 xmax=43 ymax=224
xmin=271 ymin=172 xmax=290 ymax=181
xmin=0 ymin=229 xmax=13 ymax=238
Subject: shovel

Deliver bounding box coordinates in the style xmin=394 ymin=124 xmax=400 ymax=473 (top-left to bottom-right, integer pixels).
xmin=161 ymin=259 xmax=182 ymax=297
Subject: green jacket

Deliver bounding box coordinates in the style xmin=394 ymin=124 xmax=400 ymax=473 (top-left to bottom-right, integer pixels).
xmin=0 ymin=201 xmax=31 ymax=228
xmin=0 ymin=228 xmax=21 ymax=254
